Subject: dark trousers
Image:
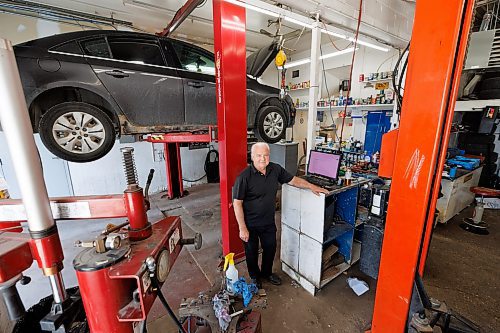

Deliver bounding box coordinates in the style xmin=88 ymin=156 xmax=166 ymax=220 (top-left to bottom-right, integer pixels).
xmin=244 ymin=224 xmax=277 ymax=279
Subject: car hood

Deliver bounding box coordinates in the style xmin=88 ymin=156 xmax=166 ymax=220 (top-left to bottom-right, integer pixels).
xmin=246 ymin=41 xmax=279 ymax=78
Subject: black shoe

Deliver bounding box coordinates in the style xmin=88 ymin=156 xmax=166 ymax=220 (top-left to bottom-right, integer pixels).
xmin=264 ymin=273 xmax=281 ymax=286
xmin=251 ymin=278 xmax=262 ymax=289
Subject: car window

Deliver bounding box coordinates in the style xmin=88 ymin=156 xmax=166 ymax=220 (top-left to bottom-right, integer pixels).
xmin=50 ymin=41 xmax=82 ymax=55
xmin=171 ymin=41 xmax=215 ymax=75
xmin=81 ymin=38 xmax=111 ymax=59
xmin=108 ymin=39 xmax=165 ymax=66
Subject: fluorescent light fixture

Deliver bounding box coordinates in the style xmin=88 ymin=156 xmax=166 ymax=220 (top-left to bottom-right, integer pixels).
xmin=284 ymin=47 xmax=356 ymax=68
xmin=347 ymin=37 xmax=389 ymax=52
xmin=225 ymin=0 xmax=279 ymax=17
xmin=284 ymin=16 xmax=313 ymax=29
xmin=223 ymin=0 xmax=390 ymax=52
xmin=320 ymin=47 xmax=356 ymax=60
xmin=321 ymin=28 xmax=346 ymax=39
xmin=284 ymin=58 xmax=311 ymax=68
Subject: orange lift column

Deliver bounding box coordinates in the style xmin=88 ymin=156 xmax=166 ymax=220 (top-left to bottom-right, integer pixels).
xmin=370 ymin=0 xmax=475 ymax=332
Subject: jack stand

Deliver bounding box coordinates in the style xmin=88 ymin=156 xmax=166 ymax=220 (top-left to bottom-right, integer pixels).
xmin=461 ymin=200 xmax=488 ymax=235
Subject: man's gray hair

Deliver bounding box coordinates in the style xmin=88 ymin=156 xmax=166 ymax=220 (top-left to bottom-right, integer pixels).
xmin=251 ymin=142 xmax=270 ymax=155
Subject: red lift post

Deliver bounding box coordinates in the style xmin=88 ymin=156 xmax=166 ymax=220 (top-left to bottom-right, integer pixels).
xmin=370 ymin=0 xmax=475 ymax=332
xmin=146 ymin=128 xmax=214 ymax=200
xmin=213 ymin=0 xmax=248 ymax=258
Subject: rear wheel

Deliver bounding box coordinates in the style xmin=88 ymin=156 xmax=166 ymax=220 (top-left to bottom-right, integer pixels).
xmin=39 ymin=102 xmax=116 ymax=163
xmin=255 ymin=105 xmax=286 ymax=143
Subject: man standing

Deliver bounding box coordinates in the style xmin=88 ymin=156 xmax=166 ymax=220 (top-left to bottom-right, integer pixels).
xmin=233 ymin=142 xmax=329 ymax=287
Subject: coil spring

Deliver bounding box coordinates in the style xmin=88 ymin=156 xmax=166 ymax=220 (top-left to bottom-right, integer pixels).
xmin=120 ymin=147 xmax=138 ymax=186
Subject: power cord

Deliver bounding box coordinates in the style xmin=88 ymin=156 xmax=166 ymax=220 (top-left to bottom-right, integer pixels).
xmin=144 ymin=254 xmax=188 ymax=333
xmin=339 ymin=0 xmax=364 ymax=142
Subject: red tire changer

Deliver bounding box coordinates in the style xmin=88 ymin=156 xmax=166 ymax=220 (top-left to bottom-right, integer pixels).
xmin=0 ymin=38 xmax=201 ymax=333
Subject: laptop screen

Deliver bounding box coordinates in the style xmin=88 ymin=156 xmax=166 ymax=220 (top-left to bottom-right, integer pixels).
xmin=308 ymin=150 xmax=341 ymax=180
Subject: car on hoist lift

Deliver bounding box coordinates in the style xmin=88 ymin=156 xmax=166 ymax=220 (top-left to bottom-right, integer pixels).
xmin=12 ymin=30 xmax=295 ymax=162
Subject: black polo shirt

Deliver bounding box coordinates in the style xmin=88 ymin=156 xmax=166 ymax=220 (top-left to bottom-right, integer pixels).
xmin=233 ymin=162 xmax=294 ymax=227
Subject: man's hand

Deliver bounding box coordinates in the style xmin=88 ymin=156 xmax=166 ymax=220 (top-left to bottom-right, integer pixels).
xmin=289 ymin=176 xmax=329 ymax=196
xmin=311 ymin=184 xmax=329 ymax=196
xmin=239 ymin=226 xmax=250 ymax=242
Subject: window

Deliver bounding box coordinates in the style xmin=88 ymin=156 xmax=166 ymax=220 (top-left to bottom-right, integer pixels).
xmin=108 ymin=39 xmax=165 ymax=66
xmin=171 ymin=41 xmax=215 ymax=75
xmin=51 ymin=41 xmax=82 ymax=55
xmin=80 ymin=38 xmax=111 ymax=58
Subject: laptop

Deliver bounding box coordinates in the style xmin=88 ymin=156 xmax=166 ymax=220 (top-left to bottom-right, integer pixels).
xmin=302 ymin=150 xmax=342 ymax=189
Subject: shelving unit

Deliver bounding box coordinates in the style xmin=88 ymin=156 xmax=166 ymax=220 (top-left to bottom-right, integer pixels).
xmin=287 ymin=87 xmax=310 ymax=92
xmin=362 ymin=78 xmax=392 ymax=85
xmin=296 ymin=104 xmax=394 ymax=112
xmin=280 ymin=179 xmax=371 ymax=295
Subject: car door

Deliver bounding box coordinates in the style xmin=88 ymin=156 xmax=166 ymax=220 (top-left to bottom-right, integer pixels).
xmin=80 ymin=35 xmax=185 ymax=127
xmin=167 ymin=39 xmax=217 ymax=125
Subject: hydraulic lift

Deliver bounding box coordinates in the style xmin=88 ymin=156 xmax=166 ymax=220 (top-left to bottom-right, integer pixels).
xmin=369 ymin=0 xmax=482 ymax=332
xmin=0 ymin=0 xmax=249 ymax=331
xmin=145 ymin=127 xmax=216 ymax=200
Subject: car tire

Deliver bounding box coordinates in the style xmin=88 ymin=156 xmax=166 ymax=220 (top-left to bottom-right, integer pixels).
xmin=39 ymin=102 xmax=116 ymax=163
xmin=478 ymin=88 xmax=500 ymax=99
xmin=255 ymin=105 xmax=286 ymax=143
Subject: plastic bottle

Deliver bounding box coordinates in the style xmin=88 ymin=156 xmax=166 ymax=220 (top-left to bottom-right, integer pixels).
xmin=223 ymin=253 xmax=238 ymax=294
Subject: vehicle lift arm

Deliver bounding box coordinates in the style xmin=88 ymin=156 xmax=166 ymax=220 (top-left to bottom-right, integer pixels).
xmin=369 ymin=0 xmax=476 ymax=332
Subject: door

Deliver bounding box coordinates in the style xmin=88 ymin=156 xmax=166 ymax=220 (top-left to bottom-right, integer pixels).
xmin=364 ymin=111 xmax=392 ymax=156
xmin=81 ymin=36 xmax=185 ymax=127
xmin=168 ymin=40 xmax=217 ymax=125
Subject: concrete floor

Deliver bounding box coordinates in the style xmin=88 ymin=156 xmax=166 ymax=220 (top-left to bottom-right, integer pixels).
xmin=14 ymin=183 xmax=499 ymax=332
xmin=147 ymin=184 xmax=500 ymax=333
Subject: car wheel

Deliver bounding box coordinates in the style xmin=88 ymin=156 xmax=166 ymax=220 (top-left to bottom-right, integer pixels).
xmin=39 ymin=102 xmax=116 ymax=163
xmin=255 ymin=105 xmax=286 ymax=143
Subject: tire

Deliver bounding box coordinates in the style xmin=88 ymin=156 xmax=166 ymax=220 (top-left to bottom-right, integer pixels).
xmin=480 ymin=77 xmax=500 ymax=90
xmin=255 ymin=105 xmax=287 ymax=143
xmin=39 ymin=102 xmax=116 ymax=163
xmin=458 ymin=133 xmax=496 ymax=144
xmin=459 ymin=143 xmax=495 ymax=155
xmin=478 ymin=89 xmax=500 ymax=99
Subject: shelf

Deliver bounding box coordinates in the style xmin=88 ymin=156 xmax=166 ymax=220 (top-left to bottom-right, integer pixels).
xmin=288 ymin=87 xmax=310 ymax=92
xmin=296 ymin=104 xmax=394 ymax=111
xmin=319 ymin=242 xmax=361 ymax=288
xmin=323 ymin=222 xmax=354 ymax=246
xmin=362 ymin=78 xmax=392 ymax=84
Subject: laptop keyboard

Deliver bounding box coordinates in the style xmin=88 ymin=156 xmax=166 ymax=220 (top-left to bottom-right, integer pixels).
xmin=302 ymin=175 xmax=337 ymax=190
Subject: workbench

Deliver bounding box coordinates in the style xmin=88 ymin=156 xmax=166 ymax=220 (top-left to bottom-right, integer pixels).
xmin=280 ymin=178 xmax=371 ymax=295
xmin=436 ymin=166 xmax=483 ymax=224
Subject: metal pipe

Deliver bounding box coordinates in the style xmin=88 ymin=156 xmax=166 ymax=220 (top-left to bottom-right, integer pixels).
xmin=306 ymin=15 xmax=321 ymax=167
xmin=0 ymin=39 xmax=54 ymax=233
xmin=48 ymin=273 xmax=67 ymax=304
xmin=0 ymin=39 xmax=67 ymax=304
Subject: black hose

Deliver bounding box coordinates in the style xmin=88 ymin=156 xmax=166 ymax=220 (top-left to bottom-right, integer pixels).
xmin=151 ymin=278 xmax=187 ymax=333
xmin=392 ymin=42 xmax=410 ymax=113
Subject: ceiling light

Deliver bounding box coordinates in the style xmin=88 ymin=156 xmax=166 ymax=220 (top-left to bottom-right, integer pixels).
xmin=225 ymin=0 xmax=279 ymax=17
xmin=320 ymin=47 xmax=357 ymax=60
xmin=222 ymin=0 xmax=390 ymax=52
xmin=284 ymin=16 xmax=313 ymax=29
xmin=284 ymin=58 xmax=311 ymax=69
xmin=321 ymin=29 xmax=346 ymax=39
xmin=347 ymin=37 xmax=389 ymax=52
xmin=284 ymin=47 xmax=356 ymax=69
